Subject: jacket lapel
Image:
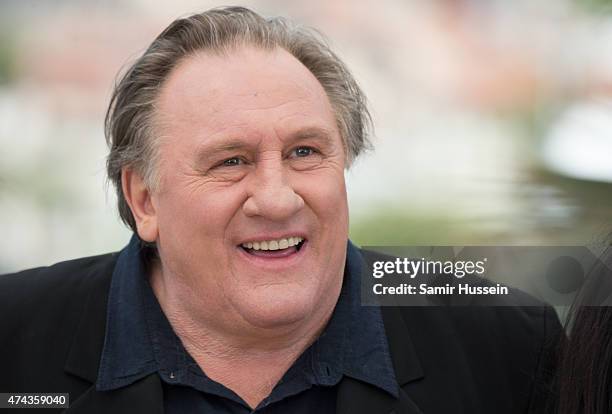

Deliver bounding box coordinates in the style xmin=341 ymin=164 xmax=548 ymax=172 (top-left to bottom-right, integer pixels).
xmin=381 ymin=306 xmax=424 ymax=386
xmin=63 ymin=261 xmax=112 ymax=384
xmin=336 ymin=377 xmax=423 ymax=414
xmin=61 ymin=255 xmax=165 ymax=414
xmin=63 ymin=374 xmax=163 ymax=414
xmin=336 ymin=306 xmax=425 ymax=414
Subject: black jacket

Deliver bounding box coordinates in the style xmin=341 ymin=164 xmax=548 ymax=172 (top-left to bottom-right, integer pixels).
xmin=0 ymin=252 xmax=562 ymax=413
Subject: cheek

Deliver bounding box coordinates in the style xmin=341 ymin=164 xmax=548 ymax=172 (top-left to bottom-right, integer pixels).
xmin=295 ymin=169 xmax=349 ymax=228
xmin=154 ymin=184 xmax=247 ymax=295
xmin=155 ymin=182 xmax=246 ymax=246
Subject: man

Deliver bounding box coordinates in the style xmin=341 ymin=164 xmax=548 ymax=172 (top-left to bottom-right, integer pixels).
xmin=0 ymin=7 xmax=560 ymax=413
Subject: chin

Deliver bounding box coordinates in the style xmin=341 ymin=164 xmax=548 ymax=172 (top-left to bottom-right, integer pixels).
xmin=234 ymin=287 xmax=316 ymax=330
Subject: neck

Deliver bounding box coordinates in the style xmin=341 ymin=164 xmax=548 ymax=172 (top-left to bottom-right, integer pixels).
xmin=148 ymin=262 xmax=340 ymax=408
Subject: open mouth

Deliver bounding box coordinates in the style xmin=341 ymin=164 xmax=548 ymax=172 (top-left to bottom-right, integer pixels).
xmin=240 ymin=237 xmax=306 ymax=258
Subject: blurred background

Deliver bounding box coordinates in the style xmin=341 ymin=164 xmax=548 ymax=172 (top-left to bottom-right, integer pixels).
xmin=1 ymin=0 xmax=612 ymax=273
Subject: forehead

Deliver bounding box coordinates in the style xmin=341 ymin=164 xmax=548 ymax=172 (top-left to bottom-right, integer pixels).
xmin=154 ymin=46 xmax=338 ymax=140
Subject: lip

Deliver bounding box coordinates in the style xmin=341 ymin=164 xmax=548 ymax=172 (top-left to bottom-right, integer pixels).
xmin=236 ymin=239 xmax=309 ymax=269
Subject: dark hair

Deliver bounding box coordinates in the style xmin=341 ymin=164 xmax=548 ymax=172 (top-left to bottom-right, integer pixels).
xmin=105 ymin=6 xmax=372 ymax=233
xmin=553 ymin=245 xmax=612 ymax=414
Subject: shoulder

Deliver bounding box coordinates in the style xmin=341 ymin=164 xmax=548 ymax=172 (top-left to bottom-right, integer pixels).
xmin=361 ymin=244 xmax=563 ymax=384
xmin=0 ymin=253 xmax=119 ymax=393
xmin=382 ymin=303 xmax=561 ymax=413
xmin=358 ymin=245 xmax=561 ymax=338
xmin=390 ymin=295 xmax=561 ymax=348
xmin=0 ymin=253 xmax=119 ymax=331
xmin=0 ymin=253 xmax=119 ymax=296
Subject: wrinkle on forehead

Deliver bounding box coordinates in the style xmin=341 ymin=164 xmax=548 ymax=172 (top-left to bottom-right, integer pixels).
xmin=154 ymin=48 xmax=336 ymax=152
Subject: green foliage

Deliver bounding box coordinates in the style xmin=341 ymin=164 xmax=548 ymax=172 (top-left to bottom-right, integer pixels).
xmin=574 ymin=0 xmax=612 ymax=13
xmin=349 ymin=209 xmax=487 ymax=246
xmin=0 ymin=31 xmax=17 ymax=85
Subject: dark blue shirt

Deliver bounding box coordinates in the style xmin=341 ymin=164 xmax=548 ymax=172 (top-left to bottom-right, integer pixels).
xmin=96 ymin=236 xmax=397 ymax=413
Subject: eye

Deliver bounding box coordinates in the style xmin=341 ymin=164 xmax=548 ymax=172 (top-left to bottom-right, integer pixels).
xmin=292 ymin=147 xmax=317 ymax=158
xmin=221 ymin=157 xmax=243 ymax=167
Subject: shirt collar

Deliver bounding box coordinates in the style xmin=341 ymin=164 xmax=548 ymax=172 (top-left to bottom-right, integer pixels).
xmin=96 ymin=236 xmax=157 ymax=390
xmin=96 ymin=235 xmax=398 ymax=398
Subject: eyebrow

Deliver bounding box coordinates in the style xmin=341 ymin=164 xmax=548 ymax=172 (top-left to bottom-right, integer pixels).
xmin=194 ymin=126 xmax=336 ymax=166
xmin=284 ymin=126 xmax=336 ymax=150
xmin=193 ymin=139 xmax=252 ymax=167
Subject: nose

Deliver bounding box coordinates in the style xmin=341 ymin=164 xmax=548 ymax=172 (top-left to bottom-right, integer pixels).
xmin=242 ymin=159 xmax=304 ymax=221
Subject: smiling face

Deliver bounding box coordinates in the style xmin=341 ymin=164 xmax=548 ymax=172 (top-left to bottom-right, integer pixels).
xmin=133 ymin=46 xmax=349 ymax=337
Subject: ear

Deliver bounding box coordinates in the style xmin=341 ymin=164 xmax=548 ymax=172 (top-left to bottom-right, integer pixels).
xmin=121 ymin=168 xmax=158 ymax=243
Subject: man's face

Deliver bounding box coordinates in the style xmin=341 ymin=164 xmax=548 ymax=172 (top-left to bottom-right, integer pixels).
xmin=147 ymin=47 xmax=349 ymax=334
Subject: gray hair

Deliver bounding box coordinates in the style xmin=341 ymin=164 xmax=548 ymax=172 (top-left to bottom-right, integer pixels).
xmin=105 ymin=6 xmax=372 ymax=233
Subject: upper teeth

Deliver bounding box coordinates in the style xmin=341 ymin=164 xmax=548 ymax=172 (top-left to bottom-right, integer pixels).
xmin=242 ymin=237 xmax=303 ymax=251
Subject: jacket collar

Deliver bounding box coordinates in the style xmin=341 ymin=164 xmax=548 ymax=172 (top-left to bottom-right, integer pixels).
xmin=334 ymin=305 xmax=425 ymax=414
xmin=63 ymin=253 xmax=115 ymax=384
